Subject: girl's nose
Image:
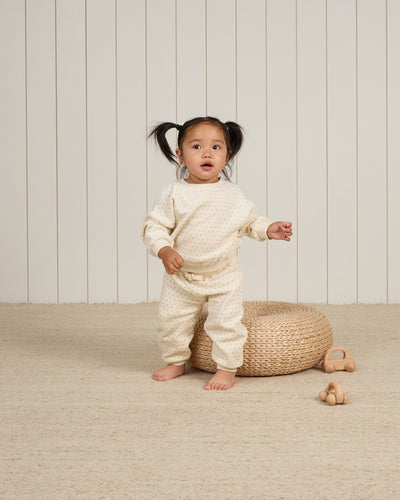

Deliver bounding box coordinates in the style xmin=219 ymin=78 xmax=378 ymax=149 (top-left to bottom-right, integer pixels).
xmin=202 ymin=149 xmax=212 ymax=157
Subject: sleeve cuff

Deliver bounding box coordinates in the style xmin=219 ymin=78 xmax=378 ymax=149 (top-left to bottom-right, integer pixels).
xmin=152 ymin=239 xmax=173 ymax=257
xmin=253 ymin=218 xmax=271 ymax=241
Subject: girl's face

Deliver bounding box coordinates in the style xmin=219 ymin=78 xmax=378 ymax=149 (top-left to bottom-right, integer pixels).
xmin=176 ymin=123 xmax=230 ymax=184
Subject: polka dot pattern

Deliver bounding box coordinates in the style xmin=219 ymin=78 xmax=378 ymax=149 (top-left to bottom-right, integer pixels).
xmin=142 ymin=177 xmax=272 ymax=372
xmin=142 ymin=178 xmax=271 ymax=273
xmin=158 ymin=263 xmax=247 ymax=371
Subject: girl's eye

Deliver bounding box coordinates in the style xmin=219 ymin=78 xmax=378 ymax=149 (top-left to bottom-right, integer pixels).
xmin=193 ymin=145 xmax=201 ymax=149
xmin=213 ymin=145 xmax=220 ymax=150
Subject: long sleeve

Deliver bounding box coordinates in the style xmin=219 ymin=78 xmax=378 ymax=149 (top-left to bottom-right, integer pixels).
xmin=142 ymin=178 xmax=272 ymax=274
xmin=142 ymin=185 xmax=176 ymax=257
xmin=238 ymin=207 xmax=271 ymax=242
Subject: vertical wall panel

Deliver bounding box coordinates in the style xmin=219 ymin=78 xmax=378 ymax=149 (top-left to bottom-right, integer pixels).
xmin=297 ymin=0 xmax=327 ymax=302
xmin=177 ymin=0 xmax=207 ymax=122
xmin=237 ymin=0 xmax=268 ymax=300
xmin=266 ymin=0 xmax=298 ymax=302
xmin=26 ymin=0 xmax=58 ymax=303
xmin=1 ymin=1 xmax=399 ymax=304
xmin=388 ymin=0 xmax=400 ymax=303
xmin=86 ymin=0 xmax=117 ymax=303
xmin=206 ymin=0 xmax=236 ymax=122
xmin=327 ymin=0 xmax=357 ymax=304
xmin=146 ymin=0 xmax=177 ymax=301
xmin=0 ymin=0 xmax=27 ymax=302
xmin=56 ymin=0 xmax=87 ymax=303
xmin=117 ymin=0 xmax=147 ymax=303
xmin=357 ymin=0 xmax=387 ymax=303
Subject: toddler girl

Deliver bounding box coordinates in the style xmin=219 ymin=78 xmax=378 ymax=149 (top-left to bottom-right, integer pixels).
xmin=142 ymin=117 xmax=292 ymax=390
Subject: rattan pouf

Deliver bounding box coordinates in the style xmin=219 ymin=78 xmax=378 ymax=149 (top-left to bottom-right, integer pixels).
xmin=189 ymin=301 xmax=333 ymax=376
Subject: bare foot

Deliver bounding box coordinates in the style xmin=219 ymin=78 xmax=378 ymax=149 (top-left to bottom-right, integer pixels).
xmin=205 ymin=369 xmax=236 ymax=390
xmin=152 ymin=364 xmax=185 ymax=382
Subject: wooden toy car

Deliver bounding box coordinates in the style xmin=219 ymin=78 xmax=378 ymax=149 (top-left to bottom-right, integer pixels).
xmin=321 ymin=347 xmax=356 ymax=373
xmin=319 ymin=382 xmax=349 ymax=406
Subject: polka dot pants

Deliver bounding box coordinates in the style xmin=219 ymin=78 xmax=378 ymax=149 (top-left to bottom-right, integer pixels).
xmin=158 ymin=262 xmax=248 ymax=372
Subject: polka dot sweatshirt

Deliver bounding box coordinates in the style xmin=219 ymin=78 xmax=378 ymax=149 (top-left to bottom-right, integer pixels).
xmin=142 ymin=178 xmax=271 ymax=274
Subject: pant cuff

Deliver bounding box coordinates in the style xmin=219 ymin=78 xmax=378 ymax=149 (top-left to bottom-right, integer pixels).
xmin=216 ymin=364 xmax=237 ymax=373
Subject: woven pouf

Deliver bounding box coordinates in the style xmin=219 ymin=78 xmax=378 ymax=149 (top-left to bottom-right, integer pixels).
xmin=189 ymin=301 xmax=333 ymax=376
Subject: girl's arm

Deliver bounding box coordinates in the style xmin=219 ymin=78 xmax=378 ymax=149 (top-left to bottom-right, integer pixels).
xmin=142 ymin=185 xmax=175 ymax=257
xmin=238 ymin=208 xmax=271 ymax=241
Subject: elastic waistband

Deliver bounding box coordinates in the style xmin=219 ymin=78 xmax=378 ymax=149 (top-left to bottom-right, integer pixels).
xmin=180 ymin=259 xmax=238 ymax=282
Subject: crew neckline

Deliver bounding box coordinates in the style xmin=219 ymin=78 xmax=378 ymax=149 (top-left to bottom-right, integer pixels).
xmin=181 ymin=177 xmax=224 ymax=186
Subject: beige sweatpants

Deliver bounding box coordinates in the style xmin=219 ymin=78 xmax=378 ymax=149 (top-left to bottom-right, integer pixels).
xmin=158 ymin=261 xmax=248 ymax=373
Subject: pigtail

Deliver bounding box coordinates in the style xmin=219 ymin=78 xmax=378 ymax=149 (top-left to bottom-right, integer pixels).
xmin=224 ymin=121 xmax=244 ymax=159
xmin=148 ymin=122 xmax=180 ymax=166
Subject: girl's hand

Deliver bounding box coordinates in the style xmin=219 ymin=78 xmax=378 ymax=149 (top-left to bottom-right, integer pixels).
xmin=267 ymin=221 xmax=293 ymax=241
xmin=158 ymin=246 xmax=184 ymax=275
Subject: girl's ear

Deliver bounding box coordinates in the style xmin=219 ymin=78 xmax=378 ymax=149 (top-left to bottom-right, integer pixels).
xmin=176 ymin=148 xmax=184 ymax=165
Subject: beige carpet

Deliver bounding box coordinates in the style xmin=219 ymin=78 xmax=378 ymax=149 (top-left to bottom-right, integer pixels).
xmin=1 ymin=302 xmax=399 ymax=499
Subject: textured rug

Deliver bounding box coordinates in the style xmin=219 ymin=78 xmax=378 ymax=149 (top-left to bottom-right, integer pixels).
xmin=1 ymin=302 xmax=399 ymax=499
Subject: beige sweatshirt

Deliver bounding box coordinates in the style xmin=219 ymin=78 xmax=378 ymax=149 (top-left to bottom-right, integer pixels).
xmin=142 ymin=178 xmax=271 ymax=274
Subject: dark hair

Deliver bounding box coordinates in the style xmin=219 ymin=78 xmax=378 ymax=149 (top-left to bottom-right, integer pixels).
xmin=148 ymin=116 xmax=244 ymax=180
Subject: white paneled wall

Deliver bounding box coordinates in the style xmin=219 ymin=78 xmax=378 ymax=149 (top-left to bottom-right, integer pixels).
xmin=266 ymin=0 xmax=297 ymax=303
xmin=57 ymin=0 xmax=87 ymax=303
xmin=0 ymin=0 xmax=399 ymax=304
xmin=358 ymin=0 xmax=388 ymax=303
xmin=388 ymin=0 xmax=400 ymax=303
xmin=237 ymin=0 xmax=268 ymax=301
xmin=0 ymin=1 xmax=27 ymax=302
xmin=327 ymin=0 xmax=357 ymax=304
xmin=26 ymin=0 xmax=58 ymax=303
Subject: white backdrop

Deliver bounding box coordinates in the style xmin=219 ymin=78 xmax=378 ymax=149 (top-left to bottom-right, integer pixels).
xmin=1 ymin=0 xmax=399 ymax=304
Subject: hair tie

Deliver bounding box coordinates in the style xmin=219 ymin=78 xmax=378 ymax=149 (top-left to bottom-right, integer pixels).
xmin=176 ymin=124 xmax=182 ymax=131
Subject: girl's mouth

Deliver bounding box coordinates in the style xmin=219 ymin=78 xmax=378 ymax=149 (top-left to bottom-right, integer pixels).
xmin=201 ymin=163 xmax=213 ymax=170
